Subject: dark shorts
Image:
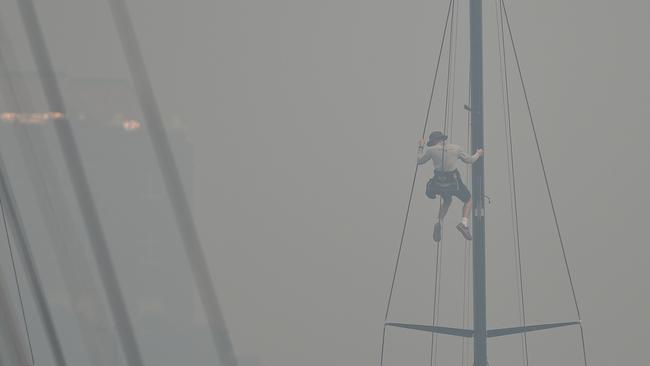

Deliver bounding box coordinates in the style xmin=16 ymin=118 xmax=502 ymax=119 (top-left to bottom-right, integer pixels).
xmin=440 ymin=171 xmax=471 ymax=204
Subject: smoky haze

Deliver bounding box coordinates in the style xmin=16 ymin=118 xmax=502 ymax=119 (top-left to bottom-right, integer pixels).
xmin=0 ymin=0 xmax=647 ymax=366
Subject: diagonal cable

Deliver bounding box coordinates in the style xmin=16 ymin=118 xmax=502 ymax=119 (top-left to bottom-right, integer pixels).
xmin=500 ymin=2 xmax=588 ymax=365
xmin=380 ymin=1 xmax=455 ymax=365
xmin=104 ymin=1 xmax=239 ymax=365
xmin=15 ymin=1 xmax=145 ymax=366
xmin=0 ymin=14 xmax=122 ymax=366
xmin=495 ymin=1 xmax=529 ymax=364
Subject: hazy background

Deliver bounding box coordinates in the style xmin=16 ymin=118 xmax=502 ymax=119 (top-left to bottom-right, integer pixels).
xmin=0 ymin=0 xmax=648 ymax=365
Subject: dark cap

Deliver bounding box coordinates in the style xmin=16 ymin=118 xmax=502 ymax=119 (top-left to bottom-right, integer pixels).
xmin=427 ymin=131 xmax=448 ymax=146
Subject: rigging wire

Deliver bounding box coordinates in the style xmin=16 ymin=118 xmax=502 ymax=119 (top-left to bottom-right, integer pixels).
xmin=0 ymin=194 xmax=35 ymax=364
xmin=430 ymin=1 xmax=458 ymax=364
xmin=448 ymin=0 xmax=462 ymax=142
xmin=495 ymin=1 xmax=529 ymax=364
xmin=429 ymin=240 xmax=443 ymax=366
xmin=499 ymin=1 xmax=588 ymax=365
xmin=380 ymin=1 xmax=455 ymax=365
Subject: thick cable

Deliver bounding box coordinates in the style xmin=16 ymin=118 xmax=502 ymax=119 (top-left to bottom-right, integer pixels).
xmin=0 ymin=18 xmax=39 ymax=366
xmin=500 ymin=2 xmax=587 ymax=365
xmin=104 ymin=1 xmax=239 ymax=365
xmin=0 ymin=16 xmax=119 ymax=366
xmin=15 ymin=1 xmax=145 ymax=365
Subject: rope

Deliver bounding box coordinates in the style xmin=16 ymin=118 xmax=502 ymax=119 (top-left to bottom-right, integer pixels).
xmin=431 ymin=2 xmax=458 ymax=364
xmin=382 ymin=0 xmax=454 ymax=322
xmin=380 ymin=2 xmax=455 ymax=364
xmin=380 ymin=2 xmax=457 ymax=365
xmin=0 ymin=195 xmax=35 ymax=364
xmin=441 ymin=0 xmax=460 ymax=163
xmin=495 ymin=1 xmax=529 ymax=364
xmin=500 ymin=1 xmax=588 ymax=365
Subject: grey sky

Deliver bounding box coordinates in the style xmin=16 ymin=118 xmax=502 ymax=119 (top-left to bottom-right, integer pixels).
xmin=0 ymin=0 xmax=648 ymax=365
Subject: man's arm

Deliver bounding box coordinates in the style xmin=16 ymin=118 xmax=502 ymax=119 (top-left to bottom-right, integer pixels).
xmin=417 ymin=138 xmax=432 ymax=165
xmin=459 ymin=148 xmax=484 ymax=164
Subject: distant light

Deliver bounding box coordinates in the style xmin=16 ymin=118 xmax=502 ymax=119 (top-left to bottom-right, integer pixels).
xmin=122 ymin=119 xmax=142 ymax=131
xmin=0 ymin=112 xmax=65 ymax=124
xmin=51 ymin=112 xmax=64 ymax=120
xmin=1 ymin=113 xmax=17 ymax=122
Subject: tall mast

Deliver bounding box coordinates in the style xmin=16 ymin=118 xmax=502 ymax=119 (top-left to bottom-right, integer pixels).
xmin=469 ymin=0 xmax=487 ymax=365
xmin=385 ymin=3 xmax=584 ymax=365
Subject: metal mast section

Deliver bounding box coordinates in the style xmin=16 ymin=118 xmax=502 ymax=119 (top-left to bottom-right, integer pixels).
xmin=469 ymin=0 xmax=487 ymax=365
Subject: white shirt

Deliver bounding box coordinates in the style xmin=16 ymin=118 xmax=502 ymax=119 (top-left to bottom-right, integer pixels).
xmin=417 ymin=143 xmax=480 ymax=172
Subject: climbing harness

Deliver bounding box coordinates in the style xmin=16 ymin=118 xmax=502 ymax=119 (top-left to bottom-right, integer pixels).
xmin=426 ymin=170 xmax=461 ymax=199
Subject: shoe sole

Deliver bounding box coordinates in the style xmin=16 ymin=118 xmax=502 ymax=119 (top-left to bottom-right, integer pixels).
xmin=456 ymin=223 xmax=472 ymax=241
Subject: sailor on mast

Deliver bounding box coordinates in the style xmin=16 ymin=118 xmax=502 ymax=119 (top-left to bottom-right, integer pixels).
xmin=418 ymin=131 xmax=483 ymax=242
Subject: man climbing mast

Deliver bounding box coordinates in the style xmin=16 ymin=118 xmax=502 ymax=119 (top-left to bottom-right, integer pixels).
xmin=418 ymin=131 xmax=484 ymax=242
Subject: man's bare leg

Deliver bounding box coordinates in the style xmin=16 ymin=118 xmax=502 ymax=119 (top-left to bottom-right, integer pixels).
xmin=433 ymin=198 xmax=451 ymax=242
xmin=457 ymin=198 xmax=473 ymax=240
xmin=438 ymin=198 xmax=451 ymax=222
xmin=462 ymin=199 xmax=472 ymax=223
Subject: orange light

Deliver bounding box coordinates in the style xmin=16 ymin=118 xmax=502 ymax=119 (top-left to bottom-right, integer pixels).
xmin=1 ymin=113 xmax=17 ymax=122
xmin=122 ymin=119 xmax=141 ymax=131
xmin=0 ymin=112 xmax=65 ymax=124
